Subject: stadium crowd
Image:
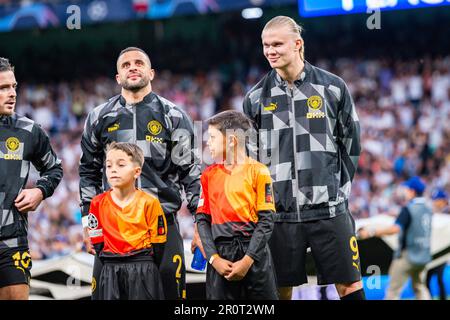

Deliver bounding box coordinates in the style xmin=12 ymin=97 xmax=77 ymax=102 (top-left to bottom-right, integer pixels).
xmin=15 ymin=56 xmax=450 ymax=260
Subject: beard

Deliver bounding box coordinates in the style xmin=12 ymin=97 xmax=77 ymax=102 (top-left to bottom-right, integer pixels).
xmin=0 ymin=104 xmax=15 ymax=115
xmin=120 ymin=75 xmax=150 ymax=92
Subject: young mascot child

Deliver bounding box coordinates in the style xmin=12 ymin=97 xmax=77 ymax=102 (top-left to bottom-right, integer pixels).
xmin=196 ymin=110 xmax=279 ymax=299
xmin=87 ymin=142 xmax=167 ymax=300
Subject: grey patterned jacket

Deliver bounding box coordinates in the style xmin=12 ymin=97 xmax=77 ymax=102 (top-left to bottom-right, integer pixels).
xmin=243 ymin=61 xmax=361 ymax=222
xmin=0 ymin=113 xmax=63 ymax=248
xmin=79 ymin=92 xmax=201 ymax=219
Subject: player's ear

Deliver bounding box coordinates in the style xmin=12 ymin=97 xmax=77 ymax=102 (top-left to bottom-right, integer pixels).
xmin=295 ymin=38 xmax=303 ymax=52
xmin=134 ymin=166 xmax=142 ymax=179
xmin=149 ymin=68 xmax=155 ymax=82
xmin=115 ymin=73 xmax=121 ymax=85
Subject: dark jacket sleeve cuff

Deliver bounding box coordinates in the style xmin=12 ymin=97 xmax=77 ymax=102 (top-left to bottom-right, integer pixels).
xmin=245 ymin=250 xmax=260 ymax=263
xmin=35 ymin=185 xmax=49 ymax=200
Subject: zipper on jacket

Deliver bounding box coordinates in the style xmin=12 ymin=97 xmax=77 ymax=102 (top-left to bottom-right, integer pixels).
xmin=132 ymin=104 xmax=142 ymax=189
xmin=289 ymin=86 xmax=301 ymax=219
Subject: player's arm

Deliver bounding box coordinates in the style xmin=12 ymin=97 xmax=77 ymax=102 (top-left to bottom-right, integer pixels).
xmin=195 ymin=213 xmax=217 ymax=261
xmin=15 ymin=124 xmax=63 ymax=213
xmin=337 ymin=81 xmax=361 ymax=182
xmin=195 ymin=175 xmax=217 ymax=261
xmin=196 ymin=212 xmax=233 ymax=276
xmin=247 ymin=166 xmax=276 ymax=261
xmin=148 ymin=200 xmax=167 ymax=268
xmin=87 ymin=197 xmax=104 ymax=255
xmin=242 ymin=92 xmax=259 ymax=161
xmin=246 ymin=210 xmax=275 ymax=262
xmin=242 ymin=91 xmax=258 ymax=125
xmin=79 ymin=110 xmax=104 ymax=253
xmin=31 ymin=124 xmax=63 ymax=198
xmin=79 ymin=110 xmax=104 ymax=218
xmin=170 ymin=106 xmax=201 ymax=215
xmin=195 ymin=175 xmax=217 ymax=259
xmin=359 ymin=207 xmax=409 ymax=239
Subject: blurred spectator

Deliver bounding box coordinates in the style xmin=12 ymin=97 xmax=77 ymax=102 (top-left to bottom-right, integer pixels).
xmin=359 ymin=176 xmax=433 ymax=300
xmin=426 ymin=189 xmax=449 ymax=300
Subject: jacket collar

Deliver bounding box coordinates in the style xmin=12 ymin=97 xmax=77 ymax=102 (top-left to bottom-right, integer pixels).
xmin=0 ymin=113 xmax=15 ymax=126
xmin=119 ymin=91 xmax=156 ymax=107
xmin=273 ymin=60 xmax=312 ymax=88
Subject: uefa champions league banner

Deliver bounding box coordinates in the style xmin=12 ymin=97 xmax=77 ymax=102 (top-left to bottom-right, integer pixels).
xmin=0 ymin=0 xmax=138 ymax=32
xmin=145 ymin=0 xmax=295 ymax=19
xmin=298 ymin=0 xmax=450 ymax=17
xmin=1 ymin=0 xmax=450 ymax=31
xmin=0 ymin=0 xmax=296 ymax=32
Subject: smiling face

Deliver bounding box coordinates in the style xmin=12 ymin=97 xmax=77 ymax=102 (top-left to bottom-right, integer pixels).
xmin=116 ymin=50 xmax=154 ymax=92
xmin=0 ymin=71 xmax=17 ymax=116
xmin=105 ymin=149 xmax=141 ymax=189
xmin=261 ymin=25 xmax=303 ymax=71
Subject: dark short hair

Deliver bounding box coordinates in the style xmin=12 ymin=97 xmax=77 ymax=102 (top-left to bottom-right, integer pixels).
xmin=207 ymin=110 xmax=254 ymax=133
xmin=0 ymin=57 xmax=14 ymax=73
xmin=117 ymin=47 xmax=151 ymax=67
xmin=106 ymin=142 xmax=145 ymax=168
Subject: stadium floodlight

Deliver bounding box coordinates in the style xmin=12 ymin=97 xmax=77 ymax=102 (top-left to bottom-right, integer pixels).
xmin=342 ymin=0 xmax=355 ymax=11
xmin=241 ymin=8 xmax=263 ymax=19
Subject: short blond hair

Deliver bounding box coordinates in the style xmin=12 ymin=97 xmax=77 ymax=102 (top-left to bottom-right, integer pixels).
xmin=262 ymin=16 xmax=305 ymax=61
xmin=106 ymin=142 xmax=144 ymax=168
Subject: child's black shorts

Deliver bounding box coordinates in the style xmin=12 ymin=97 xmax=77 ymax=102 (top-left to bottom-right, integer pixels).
xmin=206 ymin=237 xmax=279 ymax=300
xmin=98 ymin=256 xmax=164 ymax=300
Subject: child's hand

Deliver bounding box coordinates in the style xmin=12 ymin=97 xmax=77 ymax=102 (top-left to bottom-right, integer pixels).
xmin=83 ymin=227 xmax=96 ymax=255
xmin=225 ymin=255 xmax=254 ymax=281
xmin=191 ymin=223 xmax=206 ymax=257
xmin=212 ymin=257 xmax=233 ymax=276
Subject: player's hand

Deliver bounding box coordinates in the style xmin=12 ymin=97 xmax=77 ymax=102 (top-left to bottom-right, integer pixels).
xmin=212 ymin=256 xmax=233 ymax=277
xmin=357 ymin=227 xmax=370 ymax=240
xmin=14 ymin=188 xmax=44 ymax=213
xmin=83 ymin=227 xmax=96 ymax=255
xmin=225 ymin=255 xmax=254 ymax=281
xmin=191 ymin=222 xmax=206 ymax=258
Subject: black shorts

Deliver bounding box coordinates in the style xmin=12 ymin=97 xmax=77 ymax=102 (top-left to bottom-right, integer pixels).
xmin=98 ymin=258 xmax=164 ymax=300
xmin=269 ymin=212 xmax=362 ymax=287
xmin=206 ymin=238 xmax=279 ymax=300
xmin=158 ymin=214 xmax=186 ymax=299
xmin=0 ymin=246 xmax=32 ymax=289
xmin=91 ymin=213 xmax=186 ymax=300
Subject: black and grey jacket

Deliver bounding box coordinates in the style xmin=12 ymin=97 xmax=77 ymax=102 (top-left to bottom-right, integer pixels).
xmin=243 ymin=61 xmax=361 ymax=222
xmin=79 ymin=92 xmax=201 ymax=219
xmin=0 ymin=113 xmax=63 ymax=248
